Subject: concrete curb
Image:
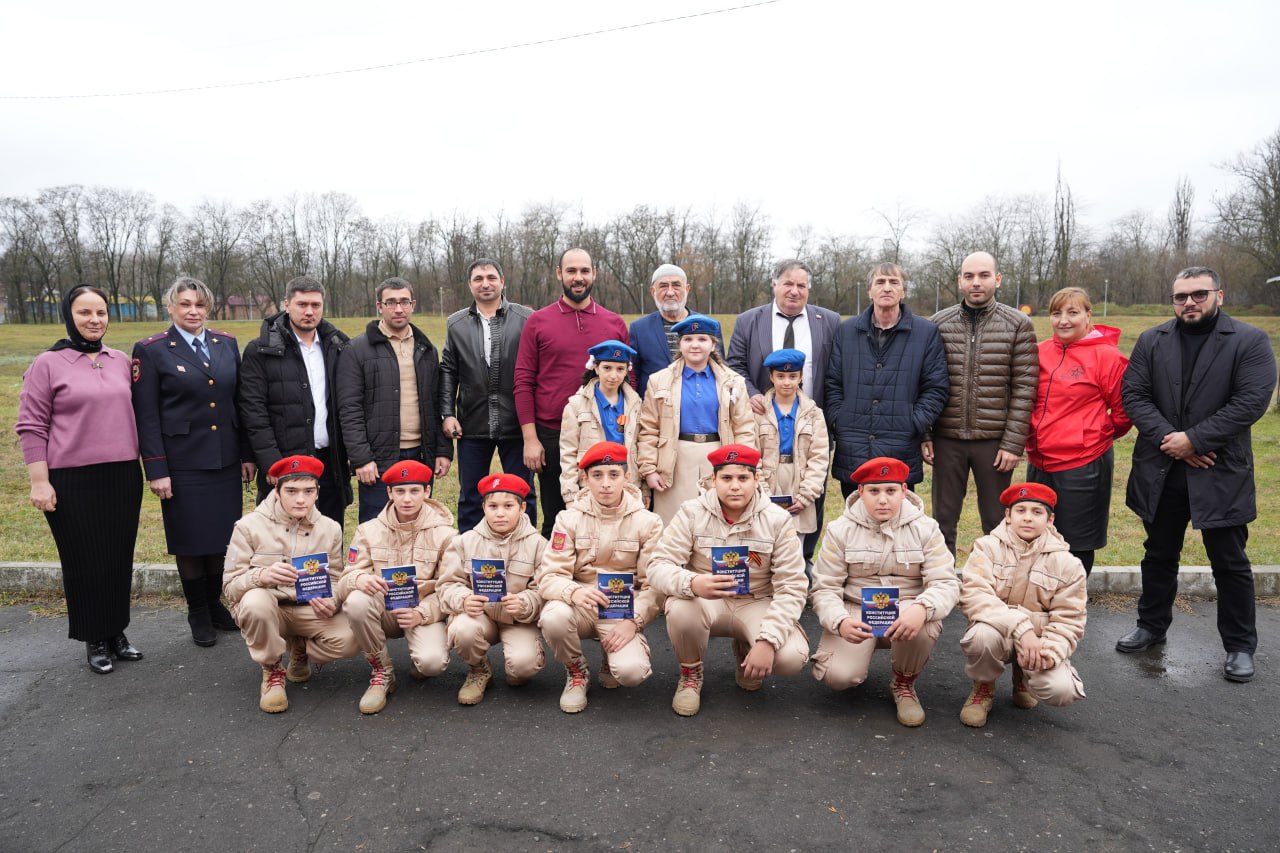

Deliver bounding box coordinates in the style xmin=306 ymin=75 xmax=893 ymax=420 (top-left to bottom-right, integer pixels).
xmin=2 ymin=562 xmax=1278 ymax=598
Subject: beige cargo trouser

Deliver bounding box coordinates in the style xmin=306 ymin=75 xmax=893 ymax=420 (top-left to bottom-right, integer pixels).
xmin=960 ymin=621 xmax=1085 ymax=706
xmin=539 ymin=599 xmax=652 ymax=686
xmin=811 ymin=602 xmax=943 ymax=689
xmin=344 ymin=589 xmax=450 ymax=677
xmin=235 ymin=587 xmax=358 ymax=667
xmin=447 ymin=612 xmax=546 ymax=681
xmin=664 ymin=595 xmax=809 ymax=674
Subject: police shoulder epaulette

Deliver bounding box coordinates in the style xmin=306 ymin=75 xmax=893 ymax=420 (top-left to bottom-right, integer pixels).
xmin=207 ymin=328 xmax=236 ymax=340
xmin=140 ymin=331 xmax=169 ymax=346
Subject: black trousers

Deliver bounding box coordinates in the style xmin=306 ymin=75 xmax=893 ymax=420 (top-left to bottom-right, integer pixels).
xmin=535 ymin=424 xmax=564 ymax=538
xmin=1137 ymin=466 xmax=1257 ymax=653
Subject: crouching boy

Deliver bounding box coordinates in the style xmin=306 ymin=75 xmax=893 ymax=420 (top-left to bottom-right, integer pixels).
xmin=958 ymin=483 xmax=1087 ymax=727
xmin=537 ymin=442 xmax=665 ymax=713
xmin=336 ymin=461 xmax=458 ymax=714
xmin=647 ymin=444 xmax=810 ymax=716
xmin=223 ymin=455 xmax=357 ymax=713
xmin=809 ymin=457 xmax=958 ymax=726
xmin=438 ymin=474 xmax=547 ymax=705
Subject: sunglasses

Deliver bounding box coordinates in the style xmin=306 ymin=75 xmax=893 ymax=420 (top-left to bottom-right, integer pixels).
xmin=1172 ymin=289 xmax=1218 ymax=305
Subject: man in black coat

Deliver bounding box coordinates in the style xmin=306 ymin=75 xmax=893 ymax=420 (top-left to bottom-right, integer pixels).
xmin=239 ymin=276 xmax=352 ymax=527
xmin=438 ymin=258 xmax=535 ymax=532
xmin=1116 ymin=266 xmax=1276 ymax=683
xmin=337 ymin=277 xmax=453 ymax=523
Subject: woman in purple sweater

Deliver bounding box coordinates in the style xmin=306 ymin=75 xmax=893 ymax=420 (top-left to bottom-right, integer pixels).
xmin=16 ymin=286 xmax=145 ymax=674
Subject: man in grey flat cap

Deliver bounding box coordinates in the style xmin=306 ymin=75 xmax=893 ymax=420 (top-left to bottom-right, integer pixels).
xmin=629 ymin=264 xmax=720 ymax=398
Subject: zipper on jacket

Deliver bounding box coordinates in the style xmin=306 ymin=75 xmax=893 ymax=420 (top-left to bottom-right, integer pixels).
xmin=1031 ymin=342 xmax=1069 ymax=468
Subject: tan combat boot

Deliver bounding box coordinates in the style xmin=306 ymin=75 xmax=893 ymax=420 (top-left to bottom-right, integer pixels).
xmin=672 ymin=662 xmax=704 ymax=716
xmin=286 ymin=635 xmax=311 ymax=683
xmin=733 ymin=639 xmax=762 ymax=691
xmin=259 ymin=658 xmax=289 ymax=713
xmin=458 ymin=659 xmax=493 ymax=705
xmin=959 ymin=680 xmax=996 ymax=727
xmin=559 ymin=658 xmax=590 ymax=713
xmin=598 ymin=649 xmax=620 ymax=689
xmin=890 ymin=670 xmax=926 ymax=727
xmin=1011 ymin=664 xmax=1039 ymax=710
xmin=358 ymin=648 xmax=397 ymax=715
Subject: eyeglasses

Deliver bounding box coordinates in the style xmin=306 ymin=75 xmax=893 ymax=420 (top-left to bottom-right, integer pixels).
xmin=1172 ymin=289 xmax=1218 ymax=305
xmin=379 ymin=299 xmax=415 ymax=308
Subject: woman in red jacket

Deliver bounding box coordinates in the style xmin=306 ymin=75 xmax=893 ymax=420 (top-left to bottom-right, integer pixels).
xmin=1025 ymin=287 xmax=1132 ymax=574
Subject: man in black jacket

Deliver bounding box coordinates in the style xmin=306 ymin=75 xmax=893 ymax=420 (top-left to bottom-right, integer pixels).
xmin=438 ymin=258 xmax=536 ymax=532
xmin=338 ymin=277 xmax=453 ymax=523
xmin=239 ymin=276 xmax=352 ymax=527
xmin=1116 ymin=266 xmax=1276 ymax=683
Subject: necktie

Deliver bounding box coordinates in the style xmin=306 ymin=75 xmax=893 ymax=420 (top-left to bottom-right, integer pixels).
xmin=780 ymin=313 xmax=799 ymax=350
xmin=194 ymin=338 xmax=209 ymax=364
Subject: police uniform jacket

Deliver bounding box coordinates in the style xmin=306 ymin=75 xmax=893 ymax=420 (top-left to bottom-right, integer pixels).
xmin=959 ymin=521 xmax=1087 ymax=667
xmin=536 ymin=485 xmax=665 ymax=628
xmin=809 ymin=489 xmax=958 ymax=634
xmin=222 ymin=490 xmax=344 ymax=606
xmin=132 ymin=325 xmax=248 ymax=479
xmin=647 ymin=487 xmax=807 ymax=652
xmin=635 ymin=358 xmax=756 ymax=485
xmin=336 ymin=496 xmax=457 ymax=626
xmin=437 ymin=514 xmax=546 ymax=625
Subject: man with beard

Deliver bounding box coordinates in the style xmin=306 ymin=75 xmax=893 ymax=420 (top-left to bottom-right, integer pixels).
xmin=514 ymin=248 xmax=629 ymax=536
xmin=1116 ymin=267 xmax=1275 ymax=683
xmin=629 ymin=264 xmax=721 ymax=398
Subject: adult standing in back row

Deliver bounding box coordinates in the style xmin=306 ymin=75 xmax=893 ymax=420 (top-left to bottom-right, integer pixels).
xmin=338 ymin=277 xmax=453 ymax=523
xmin=513 ymin=248 xmax=629 ymax=536
xmin=924 ymin=251 xmax=1038 ymax=555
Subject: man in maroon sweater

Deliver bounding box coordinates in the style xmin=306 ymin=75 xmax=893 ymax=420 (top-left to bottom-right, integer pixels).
xmin=513 ymin=247 xmax=629 ymax=535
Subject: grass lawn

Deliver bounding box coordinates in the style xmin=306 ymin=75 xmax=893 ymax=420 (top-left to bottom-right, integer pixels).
xmin=3 ymin=311 xmax=1278 ymax=567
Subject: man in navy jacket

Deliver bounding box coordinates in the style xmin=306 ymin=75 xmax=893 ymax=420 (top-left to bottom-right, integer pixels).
xmin=630 ymin=264 xmax=721 ymax=398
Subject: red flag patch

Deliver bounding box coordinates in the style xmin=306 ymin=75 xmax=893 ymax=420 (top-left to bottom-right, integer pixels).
xmin=551 ymin=532 xmax=566 ymax=551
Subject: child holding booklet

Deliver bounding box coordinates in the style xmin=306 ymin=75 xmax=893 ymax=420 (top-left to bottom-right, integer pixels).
xmin=808 ymin=457 xmax=958 ymax=727
xmin=647 ymin=444 xmax=810 ymax=716
xmin=223 ymin=455 xmax=357 ymax=714
xmin=437 ymin=474 xmax=547 ymax=705
xmin=753 ymin=348 xmax=830 ymax=563
xmin=559 ymin=341 xmax=644 ymax=505
xmin=336 ymin=460 xmax=458 ymax=714
xmin=537 ymin=441 xmax=665 ymax=713
xmin=958 ymin=482 xmax=1087 ymax=727
xmin=636 ymin=314 xmax=756 ymax=524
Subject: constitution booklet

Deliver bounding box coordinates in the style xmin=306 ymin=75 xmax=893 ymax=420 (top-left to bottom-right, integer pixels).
xmin=471 ymin=558 xmax=507 ymax=602
xmin=711 ymin=545 xmax=750 ymax=595
xmin=292 ymin=553 xmax=332 ymax=602
xmin=382 ymin=565 xmax=419 ymax=610
xmin=769 ymin=494 xmax=794 ymax=507
xmin=861 ymin=587 xmax=900 ymax=637
xmin=597 ymin=572 xmax=635 ymax=620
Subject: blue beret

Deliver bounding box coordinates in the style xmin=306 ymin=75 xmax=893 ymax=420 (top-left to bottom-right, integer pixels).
xmin=763 ymin=348 xmax=806 ymax=372
xmin=671 ymin=314 xmax=720 ymax=339
xmin=587 ymin=340 xmax=637 ymax=363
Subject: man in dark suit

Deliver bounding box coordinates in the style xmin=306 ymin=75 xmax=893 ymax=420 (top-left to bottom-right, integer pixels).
xmin=1115 ymin=266 xmax=1276 ymax=683
xmin=630 ymin=264 xmax=722 ymax=398
xmin=727 ymin=258 xmax=840 ymax=562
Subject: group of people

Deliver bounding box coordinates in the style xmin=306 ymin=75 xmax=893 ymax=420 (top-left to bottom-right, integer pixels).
xmin=15 ymin=250 xmax=1273 ymax=719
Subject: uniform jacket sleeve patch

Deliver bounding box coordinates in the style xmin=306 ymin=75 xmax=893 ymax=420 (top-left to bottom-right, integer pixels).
xmin=551 ymin=532 xmax=566 ymax=551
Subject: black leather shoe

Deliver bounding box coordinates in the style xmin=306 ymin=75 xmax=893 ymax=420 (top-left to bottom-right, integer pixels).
xmin=1116 ymin=626 xmax=1167 ymax=653
xmin=187 ymin=608 xmax=217 ymax=647
xmin=87 ymin=641 xmax=114 ymax=674
xmin=1224 ymin=651 xmax=1255 ymax=683
xmin=110 ymin=633 xmax=144 ymax=661
xmin=208 ymin=598 xmax=238 ymax=632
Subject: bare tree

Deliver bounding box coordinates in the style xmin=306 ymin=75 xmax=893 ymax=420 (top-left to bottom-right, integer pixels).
xmin=84 ymin=186 xmax=153 ymax=318
xmin=1214 ymin=127 xmax=1280 ymax=303
xmin=1168 ymin=176 xmax=1195 ymax=262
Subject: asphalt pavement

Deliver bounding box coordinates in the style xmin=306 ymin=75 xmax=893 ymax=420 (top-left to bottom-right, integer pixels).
xmin=0 ymin=600 xmax=1276 ymax=852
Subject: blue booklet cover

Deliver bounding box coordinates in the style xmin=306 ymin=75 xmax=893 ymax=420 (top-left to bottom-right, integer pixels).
xmin=769 ymin=494 xmax=794 ymax=507
xmin=711 ymin=545 xmax=750 ymax=595
xmin=471 ymin=558 xmax=507 ymax=602
xmin=292 ymin=553 xmax=332 ymax=602
xmin=382 ymin=565 xmax=419 ymax=610
xmin=597 ymin=572 xmax=635 ymax=620
xmin=861 ymin=586 xmax=900 ymax=637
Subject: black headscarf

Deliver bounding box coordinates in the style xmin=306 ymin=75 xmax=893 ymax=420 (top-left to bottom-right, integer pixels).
xmin=48 ymin=286 xmax=105 ymax=354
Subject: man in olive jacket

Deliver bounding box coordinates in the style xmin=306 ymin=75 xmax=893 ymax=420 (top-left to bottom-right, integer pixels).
xmin=338 ymin=277 xmax=453 ymax=523
xmin=924 ymin=251 xmax=1038 ymax=554
xmin=239 ymin=277 xmax=352 ymax=527
xmin=1116 ymin=266 xmax=1276 ymax=683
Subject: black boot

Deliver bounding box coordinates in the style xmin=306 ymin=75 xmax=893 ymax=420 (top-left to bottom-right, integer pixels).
xmin=205 ymin=572 xmax=238 ymax=631
xmin=87 ymin=640 xmax=113 ymax=674
xmin=181 ymin=577 xmax=217 ymax=647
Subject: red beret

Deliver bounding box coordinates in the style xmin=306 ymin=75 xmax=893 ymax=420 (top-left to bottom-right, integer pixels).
xmin=851 ymin=456 xmax=909 ymax=485
xmin=707 ymin=444 xmax=761 ymax=469
xmin=382 ymin=460 xmax=433 ymax=486
xmin=269 ymin=454 xmax=324 ymax=481
xmin=579 ymin=441 xmax=628 ymax=469
xmin=479 ymin=473 xmax=531 ymax=500
xmin=1000 ymin=482 xmax=1057 ymax=509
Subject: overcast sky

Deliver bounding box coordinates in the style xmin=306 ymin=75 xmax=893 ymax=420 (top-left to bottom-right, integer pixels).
xmin=2 ymin=0 xmax=1277 ymax=251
